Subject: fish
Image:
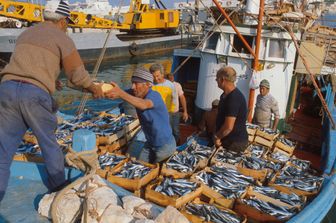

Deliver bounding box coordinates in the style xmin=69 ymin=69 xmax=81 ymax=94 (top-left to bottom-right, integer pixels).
xmin=241 ymin=197 xmax=297 ymax=220
xmin=113 ymin=160 xmax=151 ymax=179
xmin=166 ymin=152 xmax=198 ymax=173
xmin=186 ymin=203 xmax=242 ymax=223
xmin=98 ymin=153 xmax=126 ymax=169
xmin=154 ymin=177 xmax=198 ymax=197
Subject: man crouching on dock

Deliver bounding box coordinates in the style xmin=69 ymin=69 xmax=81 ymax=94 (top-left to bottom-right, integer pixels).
xmin=105 ymin=68 xmax=176 ymax=164
xmin=0 ymin=0 xmax=103 ymax=202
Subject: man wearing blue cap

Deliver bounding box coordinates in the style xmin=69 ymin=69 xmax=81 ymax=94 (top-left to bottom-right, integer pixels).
xmin=105 ymin=68 xmax=176 ymax=164
xmin=0 ymin=0 xmax=103 ymax=202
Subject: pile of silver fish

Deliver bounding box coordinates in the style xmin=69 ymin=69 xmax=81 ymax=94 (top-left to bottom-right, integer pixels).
xmin=290 ymin=158 xmax=311 ymax=171
xmin=113 ymin=160 xmax=151 ymax=179
xmin=154 ymin=177 xmax=198 ymax=197
xmin=213 ymin=149 xmax=242 ymax=165
xmin=211 ymin=166 xmax=255 ymax=185
xmin=98 ymin=153 xmax=127 ymax=170
xmin=259 ymin=127 xmax=280 ymax=136
xmin=254 ymin=186 xmax=305 ymax=208
xmin=241 ymin=156 xmax=282 ymax=172
xmin=58 ymin=112 xmax=136 ymax=137
xmin=186 ymin=203 xmax=242 ymax=223
xmin=274 ymin=165 xmax=324 ymax=192
xmin=245 ymin=144 xmax=267 ymax=158
xmin=196 ymin=170 xmax=247 ymax=199
xmin=246 ymin=123 xmax=259 ymax=130
xmin=269 ymin=151 xmax=290 ymax=163
xmin=185 ymin=143 xmax=214 ymax=160
xmin=166 ymin=152 xmax=198 ymax=173
xmin=277 ymin=137 xmax=296 ymax=148
xmin=241 ymin=197 xmax=297 ymax=220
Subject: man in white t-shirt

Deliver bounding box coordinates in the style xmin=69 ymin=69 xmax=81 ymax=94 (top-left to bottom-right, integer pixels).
xmin=166 ymin=73 xmax=188 ymax=144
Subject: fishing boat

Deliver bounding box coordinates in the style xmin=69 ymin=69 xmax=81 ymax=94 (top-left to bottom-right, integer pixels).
xmin=1 ymin=1 xmax=336 ymax=223
xmin=170 ymin=0 xmax=336 ymax=221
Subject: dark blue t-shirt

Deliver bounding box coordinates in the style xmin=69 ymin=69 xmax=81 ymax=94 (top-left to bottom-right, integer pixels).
xmin=216 ymin=88 xmax=248 ymax=142
xmin=135 ymin=89 xmax=173 ymax=147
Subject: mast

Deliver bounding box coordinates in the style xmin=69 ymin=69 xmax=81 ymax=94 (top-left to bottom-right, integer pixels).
xmin=247 ymin=0 xmax=264 ymax=122
xmin=211 ymin=0 xmax=263 ymax=121
xmin=211 ymin=0 xmax=256 ymax=57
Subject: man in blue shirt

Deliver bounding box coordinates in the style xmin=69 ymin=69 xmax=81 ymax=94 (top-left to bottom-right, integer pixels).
xmin=105 ymin=68 xmax=176 ymax=163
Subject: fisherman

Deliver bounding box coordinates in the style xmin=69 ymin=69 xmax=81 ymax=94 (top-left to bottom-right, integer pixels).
xmin=252 ymin=79 xmax=280 ymax=131
xmin=0 ymin=0 xmax=103 ymax=202
xmin=105 ymin=68 xmax=176 ymax=164
xmin=213 ymin=66 xmax=248 ymax=152
xmin=166 ymin=73 xmax=189 ymax=144
xmin=149 ymin=64 xmax=178 ymax=143
xmin=198 ymin=99 xmax=219 ymax=145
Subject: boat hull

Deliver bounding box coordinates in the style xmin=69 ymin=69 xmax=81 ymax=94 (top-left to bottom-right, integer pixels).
xmin=0 ymin=28 xmax=187 ymax=64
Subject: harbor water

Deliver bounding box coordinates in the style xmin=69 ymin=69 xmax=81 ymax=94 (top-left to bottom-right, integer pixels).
xmin=55 ymin=52 xmax=174 ymax=115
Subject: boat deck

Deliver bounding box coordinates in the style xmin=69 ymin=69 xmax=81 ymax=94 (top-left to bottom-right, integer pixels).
xmin=287 ymin=107 xmax=323 ymax=170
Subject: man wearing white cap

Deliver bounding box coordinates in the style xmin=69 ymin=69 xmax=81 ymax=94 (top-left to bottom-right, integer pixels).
xmin=0 ymin=0 xmax=103 ymax=201
xmin=253 ymin=79 xmax=280 ymax=130
xmin=105 ymin=68 xmax=176 ymax=164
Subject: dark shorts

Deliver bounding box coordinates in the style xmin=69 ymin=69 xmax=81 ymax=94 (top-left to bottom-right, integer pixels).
xmin=222 ymin=139 xmax=248 ymax=153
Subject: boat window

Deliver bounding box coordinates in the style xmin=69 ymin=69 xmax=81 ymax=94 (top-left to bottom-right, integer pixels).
xmin=268 ymin=39 xmax=285 ymax=58
xmin=160 ymin=13 xmax=164 ymax=20
xmin=168 ymin=12 xmax=174 ymax=23
xmin=205 ymin=32 xmax=220 ymax=50
xmin=231 ymin=35 xmax=254 ymax=54
xmin=133 ymin=13 xmax=141 ymax=22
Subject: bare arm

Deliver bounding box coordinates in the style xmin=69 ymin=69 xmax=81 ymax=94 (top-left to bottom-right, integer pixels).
xmin=214 ymin=116 xmax=236 ymax=147
xmin=179 ymin=94 xmax=188 ymax=122
xmin=105 ymin=82 xmax=153 ymax=110
xmin=272 ymin=118 xmax=279 ymax=131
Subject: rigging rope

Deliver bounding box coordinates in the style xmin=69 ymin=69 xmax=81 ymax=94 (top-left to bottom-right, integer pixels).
xmin=76 ymin=29 xmax=113 ymax=116
xmin=172 ymin=1 xmax=243 ymax=75
xmin=51 ymin=146 xmax=98 ymax=223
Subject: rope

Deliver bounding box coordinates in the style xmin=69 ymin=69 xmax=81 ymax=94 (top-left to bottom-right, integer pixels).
xmin=172 ymin=1 xmax=243 ymax=75
xmin=51 ymin=147 xmax=98 ymax=223
xmin=76 ymin=27 xmax=114 ymax=116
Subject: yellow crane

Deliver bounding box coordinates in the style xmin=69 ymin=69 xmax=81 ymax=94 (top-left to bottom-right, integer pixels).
xmin=0 ymin=0 xmax=113 ymax=28
xmin=0 ymin=0 xmax=179 ymax=32
xmin=112 ymin=0 xmax=180 ymax=33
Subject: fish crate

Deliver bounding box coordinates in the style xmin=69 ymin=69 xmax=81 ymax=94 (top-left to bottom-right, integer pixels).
xmin=182 ymin=141 xmax=216 ymax=170
xmin=13 ymin=153 xmax=44 ymax=163
xmin=268 ymin=165 xmax=324 ymax=197
xmin=246 ymin=123 xmax=259 ymax=135
xmin=161 ymin=151 xmax=199 ymax=179
xmin=248 ymin=134 xmax=255 ymax=143
xmin=210 ymin=148 xmax=242 ymax=167
xmin=254 ymin=135 xmax=275 ymax=148
xmin=244 ymin=144 xmax=269 ymax=158
xmin=105 ymin=158 xmax=159 ymax=192
xmin=190 ymin=167 xmax=247 ymax=209
xmin=23 ymin=133 xmax=38 ymax=144
xmin=180 ymin=198 xmax=247 ymax=223
xmin=255 ymin=128 xmax=280 ymax=141
xmin=96 ymin=153 xmax=128 ymax=179
xmin=236 ymin=165 xmax=269 ymax=184
xmin=145 ymin=177 xmax=203 ymax=208
xmin=273 ymin=138 xmax=296 ymax=156
xmin=267 ymin=148 xmax=292 ymax=164
xmin=97 ymin=118 xmax=140 ymax=146
xmin=234 ymin=187 xmax=298 ymax=223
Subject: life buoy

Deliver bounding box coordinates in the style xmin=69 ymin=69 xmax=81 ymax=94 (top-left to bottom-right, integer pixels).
xmin=129 ymin=42 xmax=138 ymax=56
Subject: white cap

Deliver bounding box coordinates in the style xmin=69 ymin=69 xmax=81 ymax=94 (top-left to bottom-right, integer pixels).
xmin=44 ymin=0 xmax=73 ymax=22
